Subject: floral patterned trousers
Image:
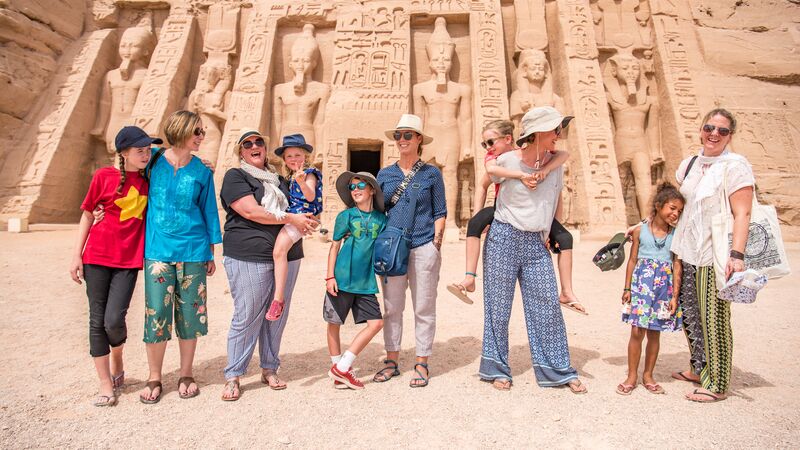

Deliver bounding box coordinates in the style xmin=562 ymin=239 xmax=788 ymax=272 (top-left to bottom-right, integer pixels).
xmin=143 ymin=260 xmax=208 ymax=343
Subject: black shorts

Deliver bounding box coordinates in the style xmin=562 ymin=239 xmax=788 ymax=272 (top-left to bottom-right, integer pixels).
xmin=323 ymin=291 xmax=382 ymax=325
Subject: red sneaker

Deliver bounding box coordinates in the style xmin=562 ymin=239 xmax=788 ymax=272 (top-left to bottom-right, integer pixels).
xmin=333 ymin=380 xmax=349 ymax=390
xmin=328 ymin=364 xmax=364 ymax=389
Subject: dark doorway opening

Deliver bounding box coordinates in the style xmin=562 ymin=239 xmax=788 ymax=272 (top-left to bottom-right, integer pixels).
xmin=347 ymin=139 xmax=383 ymax=176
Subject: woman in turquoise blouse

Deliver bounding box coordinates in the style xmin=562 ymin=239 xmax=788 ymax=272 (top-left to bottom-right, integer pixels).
xmin=139 ymin=110 xmax=222 ymax=404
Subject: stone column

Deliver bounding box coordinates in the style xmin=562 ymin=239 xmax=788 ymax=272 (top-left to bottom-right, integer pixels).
xmin=0 ymin=29 xmax=117 ymax=224
xmin=555 ymin=0 xmax=626 ymax=232
xmin=130 ymin=9 xmax=197 ymax=136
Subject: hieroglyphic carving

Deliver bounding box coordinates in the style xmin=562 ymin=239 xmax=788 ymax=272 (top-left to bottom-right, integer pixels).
xmin=470 ymin=1 xmax=510 ymax=209
xmin=650 ymin=14 xmax=702 ymax=156
xmin=216 ymin=7 xmax=277 ymax=184
xmin=187 ymin=3 xmax=239 ymax=166
xmin=130 ymin=11 xmax=196 ymax=136
xmin=557 ymin=0 xmax=626 ymax=229
xmin=590 ymin=0 xmax=651 ymax=51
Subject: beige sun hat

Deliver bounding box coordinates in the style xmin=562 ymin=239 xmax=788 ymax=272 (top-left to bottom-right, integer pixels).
xmin=384 ymin=114 xmax=433 ymax=145
xmin=335 ymin=171 xmax=385 ymax=212
xmin=515 ymin=106 xmax=574 ymax=147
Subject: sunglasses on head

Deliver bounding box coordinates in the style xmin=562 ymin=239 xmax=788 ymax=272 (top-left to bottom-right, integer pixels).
xmin=702 ymin=124 xmax=731 ymax=136
xmin=241 ymin=138 xmax=265 ymax=149
xmin=393 ymin=131 xmax=416 ymax=141
xmin=349 ymin=181 xmax=368 ymax=191
xmin=193 ymin=127 xmax=206 ymax=137
xmin=480 ymin=136 xmax=508 ymax=150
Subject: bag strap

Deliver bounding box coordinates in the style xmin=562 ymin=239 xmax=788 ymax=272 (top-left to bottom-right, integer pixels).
xmin=683 ymin=155 xmax=698 ymax=179
xmin=388 ymin=159 xmax=425 ymax=207
xmin=144 ymin=147 xmax=166 ymax=182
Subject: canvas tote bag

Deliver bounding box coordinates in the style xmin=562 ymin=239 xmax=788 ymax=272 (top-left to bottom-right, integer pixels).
xmin=711 ymin=165 xmax=790 ymax=287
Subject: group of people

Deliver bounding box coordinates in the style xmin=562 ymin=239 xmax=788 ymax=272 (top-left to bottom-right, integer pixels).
xmin=70 ymin=105 xmax=754 ymax=406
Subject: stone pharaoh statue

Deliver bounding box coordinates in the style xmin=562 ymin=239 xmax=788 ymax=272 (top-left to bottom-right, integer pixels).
xmin=272 ymin=24 xmax=330 ymax=163
xmin=91 ymin=27 xmax=155 ymax=160
xmin=509 ymin=49 xmax=564 ymax=134
xmin=413 ymin=17 xmax=473 ymax=231
xmin=604 ymin=53 xmax=662 ymax=217
xmin=187 ymin=62 xmax=232 ymax=166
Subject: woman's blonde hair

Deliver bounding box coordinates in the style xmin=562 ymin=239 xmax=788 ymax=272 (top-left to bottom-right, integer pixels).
xmin=164 ymin=110 xmax=201 ymax=146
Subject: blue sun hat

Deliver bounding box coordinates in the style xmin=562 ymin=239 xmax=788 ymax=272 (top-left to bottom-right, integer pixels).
xmin=274 ymin=133 xmax=313 ymax=156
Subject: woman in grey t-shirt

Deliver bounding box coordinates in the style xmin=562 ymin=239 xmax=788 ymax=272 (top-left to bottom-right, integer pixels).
xmin=478 ymin=106 xmax=587 ymax=393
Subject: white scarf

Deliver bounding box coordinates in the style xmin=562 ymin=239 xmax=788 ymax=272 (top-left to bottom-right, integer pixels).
xmin=239 ymin=160 xmax=289 ymax=219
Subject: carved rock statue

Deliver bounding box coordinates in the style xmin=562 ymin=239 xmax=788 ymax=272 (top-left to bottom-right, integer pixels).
xmin=187 ymin=62 xmax=232 ymax=166
xmin=273 ymin=24 xmax=330 ymax=162
xmin=457 ymin=163 xmax=474 ymax=224
xmin=509 ymin=49 xmax=564 ymax=134
xmin=91 ymin=27 xmax=155 ymax=159
xmin=413 ymin=16 xmax=473 ymax=230
xmin=591 ymin=0 xmax=651 ymax=49
xmin=604 ymin=53 xmax=662 ymax=217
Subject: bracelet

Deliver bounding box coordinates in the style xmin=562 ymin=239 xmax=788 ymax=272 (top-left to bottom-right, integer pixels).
xmin=466 ymin=272 xmax=478 ymax=278
xmin=730 ymin=250 xmax=745 ymax=260
xmin=325 ymin=276 xmax=335 ymax=281
xmin=623 ymin=288 xmax=631 ymax=292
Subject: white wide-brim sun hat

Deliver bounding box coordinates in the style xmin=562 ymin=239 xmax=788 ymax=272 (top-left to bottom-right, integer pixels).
xmin=384 ymin=113 xmax=433 ymax=145
xmin=515 ymin=106 xmax=574 ymax=147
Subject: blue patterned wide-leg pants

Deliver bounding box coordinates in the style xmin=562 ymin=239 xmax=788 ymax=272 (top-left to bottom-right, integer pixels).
xmin=479 ymin=220 xmax=578 ymax=387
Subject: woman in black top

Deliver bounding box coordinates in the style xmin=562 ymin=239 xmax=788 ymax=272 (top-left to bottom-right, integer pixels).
xmin=218 ymin=130 xmax=318 ymax=401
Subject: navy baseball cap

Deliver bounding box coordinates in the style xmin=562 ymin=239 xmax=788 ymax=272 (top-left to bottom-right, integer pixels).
xmin=114 ymin=126 xmax=163 ymax=152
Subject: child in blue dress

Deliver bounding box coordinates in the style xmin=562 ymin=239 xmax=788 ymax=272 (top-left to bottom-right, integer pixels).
xmin=618 ymin=182 xmax=685 ymax=395
xmin=267 ymin=134 xmax=323 ymax=321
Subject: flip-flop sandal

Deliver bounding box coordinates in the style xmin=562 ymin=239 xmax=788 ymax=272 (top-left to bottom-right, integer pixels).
xmin=111 ymin=371 xmax=125 ymax=390
xmin=261 ymin=371 xmax=287 ymax=390
xmin=616 ymin=383 xmax=636 ymax=395
xmin=139 ymin=380 xmax=162 ymax=404
xmin=93 ymin=393 xmax=118 ymax=407
xmin=560 ymin=301 xmax=589 ymax=315
xmin=446 ymin=284 xmax=474 ymax=304
xmin=372 ymin=359 xmax=400 ymax=383
xmin=642 ymin=382 xmax=665 ymax=394
xmin=409 ymin=362 xmax=430 ymax=388
xmin=492 ymin=379 xmax=512 ymax=391
xmin=671 ymin=371 xmax=700 ymax=384
xmin=265 ymin=300 xmax=285 ymax=321
xmin=567 ymin=379 xmax=588 ymax=394
xmin=686 ymin=388 xmax=726 ymax=403
xmin=178 ymin=376 xmax=200 ymax=399
xmin=221 ymin=380 xmax=241 ymax=402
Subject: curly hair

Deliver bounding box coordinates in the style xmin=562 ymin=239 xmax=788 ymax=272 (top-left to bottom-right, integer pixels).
xmin=650 ymin=182 xmax=685 ymax=223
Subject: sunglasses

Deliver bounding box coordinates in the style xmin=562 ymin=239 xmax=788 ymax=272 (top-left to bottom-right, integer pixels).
xmin=193 ymin=127 xmax=206 ymax=137
xmin=393 ymin=131 xmax=417 ymax=141
xmin=702 ymin=124 xmax=731 ymax=136
xmin=241 ymin=138 xmax=265 ymax=149
xmin=480 ymin=136 xmax=508 ymax=149
xmin=349 ymin=181 xmax=368 ymax=191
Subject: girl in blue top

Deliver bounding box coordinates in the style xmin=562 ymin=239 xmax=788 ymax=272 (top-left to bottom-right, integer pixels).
xmin=139 ymin=110 xmax=222 ymax=404
xmin=618 ymin=182 xmax=685 ymax=396
xmin=268 ymin=134 xmax=323 ymax=322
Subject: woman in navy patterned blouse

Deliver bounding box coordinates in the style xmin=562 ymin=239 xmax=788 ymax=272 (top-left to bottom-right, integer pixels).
xmin=373 ymin=114 xmax=446 ymax=388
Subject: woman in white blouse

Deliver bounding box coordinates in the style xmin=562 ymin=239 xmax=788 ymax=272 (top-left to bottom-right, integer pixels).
xmin=670 ymin=108 xmax=754 ymax=403
xmin=477 ymin=106 xmax=586 ymax=393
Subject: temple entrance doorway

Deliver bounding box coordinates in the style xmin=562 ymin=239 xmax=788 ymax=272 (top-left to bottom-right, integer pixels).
xmin=347 ymin=139 xmax=382 ymax=177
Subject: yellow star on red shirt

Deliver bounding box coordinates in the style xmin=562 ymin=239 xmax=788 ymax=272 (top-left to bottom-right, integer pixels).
xmin=114 ymin=185 xmax=147 ymax=221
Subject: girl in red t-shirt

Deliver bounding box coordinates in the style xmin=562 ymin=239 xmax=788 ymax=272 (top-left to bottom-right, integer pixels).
xmin=69 ymin=126 xmax=160 ymax=407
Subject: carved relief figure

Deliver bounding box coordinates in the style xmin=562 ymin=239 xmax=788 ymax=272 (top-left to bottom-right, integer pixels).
xmin=590 ymin=0 xmax=651 ymax=49
xmin=509 ymin=49 xmax=565 ymax=134
xmin=273 ymin=24 xmax=330 ymax=162
xmin=604 ymin=53 xmax=662 ymax=217
xmin=413 ymin=17 xmax=473 ymax=230
xmin=91 ymin=27 xmax=155 ymax=159
xmin=457 ymin=163 xmax=474 ymax=224
xmin=187 ymin=62 xmax=232 ymax=166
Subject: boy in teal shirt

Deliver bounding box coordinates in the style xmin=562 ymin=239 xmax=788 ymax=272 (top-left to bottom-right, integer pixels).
xmin=325 ymin=171 xmax=387 ymax=389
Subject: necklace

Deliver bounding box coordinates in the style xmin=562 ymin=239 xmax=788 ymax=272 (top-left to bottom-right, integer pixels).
xmin=356 ymin=207 xmax=373 ymax=233
xmin=650 ymin=224 xmax=668 ymax=250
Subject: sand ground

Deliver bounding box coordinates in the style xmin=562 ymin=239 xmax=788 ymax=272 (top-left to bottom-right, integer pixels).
xmin=0 ymin=229 xmax=798 ymax=448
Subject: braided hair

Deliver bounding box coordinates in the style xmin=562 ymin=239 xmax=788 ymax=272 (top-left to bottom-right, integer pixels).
xmin=116 ymin=152 xmax=127 ymax=195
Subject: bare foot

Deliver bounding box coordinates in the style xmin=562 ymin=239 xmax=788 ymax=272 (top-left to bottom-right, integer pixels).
xmin=671 ymin=370 xmax=701 ymax=384
xmin=559 ymin=293 xmax=587 ymax=314
xmin=460 ymin=276 xmax=476 ymax=293
xmin=685 ymin=388 xmax=726 ymax=402
xmin=178 ymin=377 xmax=199 ymax=397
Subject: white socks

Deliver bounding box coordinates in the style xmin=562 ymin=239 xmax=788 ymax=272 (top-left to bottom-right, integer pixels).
xmin=330 ymin=354 xmax=342 ymax=364
xmin=336 ymin=351 xmax=356 ymax=372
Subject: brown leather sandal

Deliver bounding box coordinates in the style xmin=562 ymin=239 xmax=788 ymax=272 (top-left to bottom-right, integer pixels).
xmin=139 ymin=380 xmax=162 ymax=404
xmin=178 ymin=376 xmax=200 ymax=399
